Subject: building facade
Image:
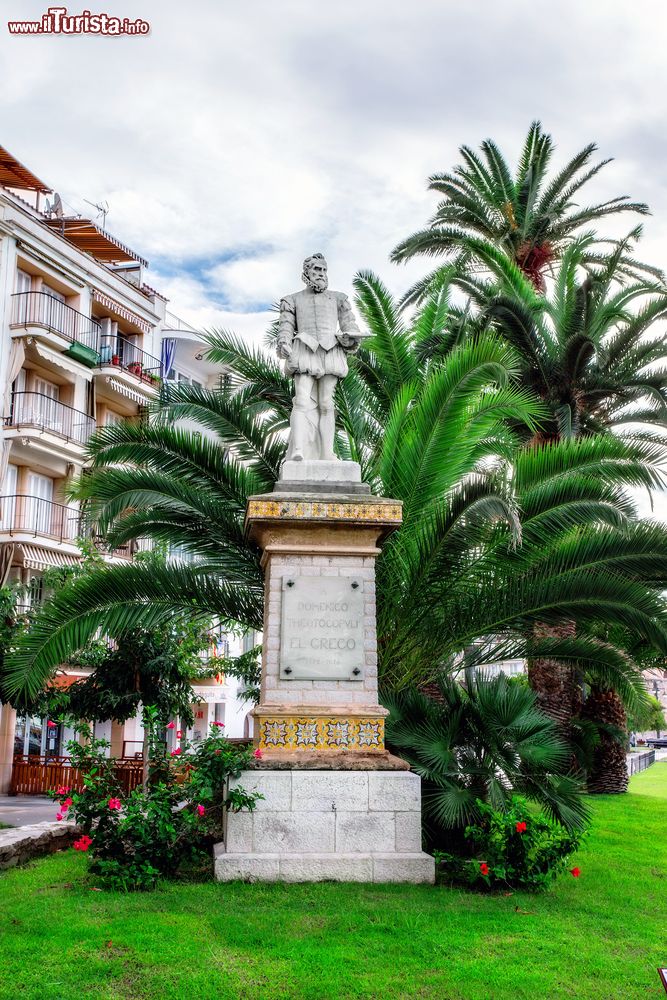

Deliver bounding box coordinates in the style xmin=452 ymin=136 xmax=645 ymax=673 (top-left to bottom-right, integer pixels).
xmin=0 ymin=144 xmax=252 ymax=792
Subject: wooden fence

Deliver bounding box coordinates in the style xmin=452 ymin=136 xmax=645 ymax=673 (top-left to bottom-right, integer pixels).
xmin=10 ymin=755 xmax=144 ymax=796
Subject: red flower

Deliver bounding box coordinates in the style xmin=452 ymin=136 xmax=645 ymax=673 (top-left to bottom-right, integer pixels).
xmin=56 ymin=785 xmax=70 ymax=796
xmin=196 ymin=804 xmax=205 ymax=816
xmin=176 ymin=730 xmax=183 ymax=739
xmin=47 ymin=721 xmax=57 ymax=728
xmin=170 ymin=747 xmax=182 ymax=757
xmin=62 ymin=797 xmax=73 ymax=810
xmin=515 ymin=821 xmax=527 ymax=833
xmin=166 ymin=721 xmax=176 ymax=730
xmin=570 ymin=867 xmax=581 ymax=878
xmin=56 ymin=813 xmax=63 ymax=822
xmin=479 ymin=862 xmax=490 ymax=876
xmin=108 ymin=798 xmax=122 ymax=811
xmin=253 ymin=748 xmax=263 ymax=760
xmin=73 ymin=834 xmax=92 ymax=852
xmin=211 ymin=721 xmax=225 ymax=728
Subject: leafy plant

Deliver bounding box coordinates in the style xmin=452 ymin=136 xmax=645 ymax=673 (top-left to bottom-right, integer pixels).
xmin=52 ymin=720 xmax=261 ymax=891
xmin=384 ymin=670 xmax=589 ymax=840
xmin=435 ymin=796 xmax=584 ymax=892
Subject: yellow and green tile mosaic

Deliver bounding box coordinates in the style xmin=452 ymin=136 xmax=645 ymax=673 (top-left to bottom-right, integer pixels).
xmin=257 ymin=716 xmax=385 ymax=752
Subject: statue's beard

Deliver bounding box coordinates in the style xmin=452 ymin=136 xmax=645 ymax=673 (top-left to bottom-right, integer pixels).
xmin=307 ymin=275 xmax=328 ymax=293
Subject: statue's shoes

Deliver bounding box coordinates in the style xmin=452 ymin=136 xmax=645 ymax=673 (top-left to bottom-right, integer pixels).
xmin=291 ymin=451 xmax=304 ymax=462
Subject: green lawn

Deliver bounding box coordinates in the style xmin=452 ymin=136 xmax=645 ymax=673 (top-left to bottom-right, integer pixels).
xmin=2 ymin=766 xmax=667 ymax=1000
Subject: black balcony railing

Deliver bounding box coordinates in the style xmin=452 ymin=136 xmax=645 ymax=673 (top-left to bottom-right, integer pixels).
xmin=11 ymin=292 xmax=100 ymax=351
xmin=0 ymin=495 xmax=80 ymax=542
xmin=6 ymin=392 xmax=95 ymax=445
xmin=98 ymin=334 xmax=161 ymax=383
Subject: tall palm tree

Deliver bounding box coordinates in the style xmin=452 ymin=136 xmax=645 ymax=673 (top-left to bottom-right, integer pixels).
xmin=5 ymin=276 xmax=667 ymax=748
xmin=462 ymin=233 xmax=667 ymax=443
xmin=392 ymin=121 xmax=660 ymax=298
xmin=393 ymin=133 xmax=667 ymax=790
xmin=466 ymin=236 xmax=667 ymax=791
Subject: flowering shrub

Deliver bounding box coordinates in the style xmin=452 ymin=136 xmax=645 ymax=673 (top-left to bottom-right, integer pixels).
xmin=434 ymin=797 xmax=585 ymax=892
xmin=51 ymin=722 xmax=261 ymax=891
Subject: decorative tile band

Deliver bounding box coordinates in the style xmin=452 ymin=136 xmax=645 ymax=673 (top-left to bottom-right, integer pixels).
xmin=247 ymin=499 xmax=402 ymax=525
xmin=257 ymin=715 xmax=385 ymax=752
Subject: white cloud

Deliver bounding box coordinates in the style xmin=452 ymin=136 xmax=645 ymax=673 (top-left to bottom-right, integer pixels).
xmin=4 ymin=0 xmax=667 ymax=329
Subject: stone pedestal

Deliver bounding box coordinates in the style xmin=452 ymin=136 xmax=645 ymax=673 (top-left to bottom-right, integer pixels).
xmin=215 ymin=769 xmax=434 ymax=883
xmin=215 ymin=465 xmax=435 ymax=884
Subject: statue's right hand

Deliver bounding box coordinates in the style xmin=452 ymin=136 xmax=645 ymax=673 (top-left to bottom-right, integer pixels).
xmin=277 ymin=339 xmax=292 ymax=360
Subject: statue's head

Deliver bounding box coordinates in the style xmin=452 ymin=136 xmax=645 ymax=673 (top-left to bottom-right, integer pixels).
xmin=302 ymin=253 xmax=328 ymax=293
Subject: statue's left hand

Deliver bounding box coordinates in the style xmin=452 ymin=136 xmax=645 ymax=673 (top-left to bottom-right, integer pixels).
xmin=339 ymin=334 xmax=361 ymax=353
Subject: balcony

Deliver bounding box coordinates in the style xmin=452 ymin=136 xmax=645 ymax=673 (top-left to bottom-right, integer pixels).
xmin=92 ymin=534 xmax=154 ymax=561
xmin=0 ymin=495 xmax=80 ymax=543
xmin=6 ymin=392 xmax=95 ymax=447
xmin=11 ymin=292 xmax=100 ymax=355
xmin=97 ymin=334 xmax=162 ymax=389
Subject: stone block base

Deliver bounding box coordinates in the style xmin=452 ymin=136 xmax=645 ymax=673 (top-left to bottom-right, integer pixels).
xmin=276 ymin=460 xmax=367 ymax=494
xmin=214 ymin=848 xmax=435 ymax=883
xmin=214 ymin=768 xmax=435 ymax=885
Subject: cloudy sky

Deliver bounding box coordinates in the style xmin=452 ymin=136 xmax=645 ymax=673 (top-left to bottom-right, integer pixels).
xmin=2 ymin=0 xmax=667 ymax=343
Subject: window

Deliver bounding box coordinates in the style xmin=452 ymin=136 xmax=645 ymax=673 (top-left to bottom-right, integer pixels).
xmin=14 ymin=271 xmax=31 ymax=322
xmin=167 ymin=369 xmax=203 ymax=389
xmin=26 ymin=472 xmax=54 ymax=534
xmin=32 ymin=377 xmax=62 ymax=433
xmin=1 ymin=465 xmax=17 ymax=530
xmin=15 ymin=270 xmax=31 ymax=294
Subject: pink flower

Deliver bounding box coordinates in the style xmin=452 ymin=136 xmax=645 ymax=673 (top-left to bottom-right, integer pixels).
xmin=56 ymin=813 xmax=63 ymax=822
xmin=176 ymin=730 xmax=183 ymax=739
xmin=170 ymin=747 xmax=182 ymax=757
xmin=73 ymin=834 xmax=92 ymax=852
xmin=197 ymin=804 xmax=205 ymax=816
xmin=253 ymin=748 xmax=263 ymax=760
xmin=108 ymin=798 xmax=122 ymax=811
xmin=166 ymin=721 xmax=176 ymax=730
xmin=56 ymin=785 xmax=70 ymax=796
xmin=62 ymin=797 xmax=73 ymax=810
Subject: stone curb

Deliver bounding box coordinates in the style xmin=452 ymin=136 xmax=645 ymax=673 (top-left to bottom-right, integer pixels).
xmin=0 ymin=821 xmax=81 ymax=870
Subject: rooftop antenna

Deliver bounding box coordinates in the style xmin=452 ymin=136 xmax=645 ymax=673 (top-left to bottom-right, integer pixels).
xmin=84 ymin=197 xmax=109 ymax=230
xmin=44 ymin=192 xmax=64 ymax=219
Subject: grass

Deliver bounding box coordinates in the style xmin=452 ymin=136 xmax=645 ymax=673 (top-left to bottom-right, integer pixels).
xmin=1 ymin=766 xmax=667 ymax=1000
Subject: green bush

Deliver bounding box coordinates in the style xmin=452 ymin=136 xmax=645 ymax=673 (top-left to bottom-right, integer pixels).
xmin=435 ymin=796 xmax=584 ymax=892
xmin=51 ymin=722 xmax=261 ymax=890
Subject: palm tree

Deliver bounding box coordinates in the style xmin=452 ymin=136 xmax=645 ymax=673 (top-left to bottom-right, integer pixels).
xmin=463 ymin=233 xmax=667 ymax=443
xmin=392 ymin=121 xmax=660 ymax=298
xmin=5 ymin=276 xmax=667 ymax=746
xmin=465 ymin=236 xmax=667 ymax=791
xmin=384 ymin=670 xmax=588 ymax=839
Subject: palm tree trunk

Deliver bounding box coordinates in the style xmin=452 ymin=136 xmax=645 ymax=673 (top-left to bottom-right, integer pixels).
xmin=527 ymin=622 xmax=582 ymax=729
xmin=580 ymin=686 xmax=629 ymax=794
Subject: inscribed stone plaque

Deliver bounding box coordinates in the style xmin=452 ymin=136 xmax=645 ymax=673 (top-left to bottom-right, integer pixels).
xmin=280 ymin=575 xmax=365 ymax=680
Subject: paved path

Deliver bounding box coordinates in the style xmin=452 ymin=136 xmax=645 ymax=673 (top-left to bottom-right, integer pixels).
xmin=0 ymin=796 xmax=57 ymax=827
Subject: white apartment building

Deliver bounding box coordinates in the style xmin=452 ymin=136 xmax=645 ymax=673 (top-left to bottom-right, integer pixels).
xmin=0 ymin=144 xmax=253 ymax=793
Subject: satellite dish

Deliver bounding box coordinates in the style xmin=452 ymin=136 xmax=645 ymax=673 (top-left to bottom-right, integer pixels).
xmin=45 ymin=192 xmax=64 ymax=219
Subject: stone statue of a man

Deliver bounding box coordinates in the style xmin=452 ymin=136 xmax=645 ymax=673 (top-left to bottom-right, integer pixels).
xmin=277 ymin=253 xmax=362 ymax=462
